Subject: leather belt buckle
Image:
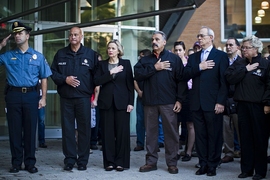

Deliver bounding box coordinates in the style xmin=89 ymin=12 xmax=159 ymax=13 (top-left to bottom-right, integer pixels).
xmin=22 ymin=87 xmax=27 ymax=93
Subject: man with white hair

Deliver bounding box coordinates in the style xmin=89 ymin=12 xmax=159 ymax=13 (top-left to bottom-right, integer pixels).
xmin=183 ymin=26 xmax=228 ymax=176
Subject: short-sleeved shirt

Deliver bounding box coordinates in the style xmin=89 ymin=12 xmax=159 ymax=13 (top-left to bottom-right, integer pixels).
xmin=0 ymin=47 xmax=52 ymax=87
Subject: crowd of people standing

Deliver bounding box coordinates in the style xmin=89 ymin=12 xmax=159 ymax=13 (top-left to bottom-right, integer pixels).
xmin=0 ymin=22 xmax=269 ymax=180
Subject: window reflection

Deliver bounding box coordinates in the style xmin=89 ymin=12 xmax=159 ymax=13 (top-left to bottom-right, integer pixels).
xmin=224 ymin=0 xmax=246 ymax=39
xmin=80 ymin=0 xmax=116 ymax=24
xmin=252 ymin=0 xmax=270 ymax=38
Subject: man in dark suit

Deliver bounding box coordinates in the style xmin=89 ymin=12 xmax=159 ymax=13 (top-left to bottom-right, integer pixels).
xmin=183 ymin=26 xmax=229 ymax=176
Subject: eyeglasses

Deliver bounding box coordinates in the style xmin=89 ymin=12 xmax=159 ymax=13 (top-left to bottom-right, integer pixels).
xmin=197 ymin=34 xmax=209 ymax=38
xmin=225 ymin=44 xmax=234 ymax=47
xmin=241 ymin=46 xmax=254 ymax=50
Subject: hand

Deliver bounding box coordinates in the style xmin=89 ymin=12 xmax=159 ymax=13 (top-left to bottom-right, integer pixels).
xmin=246 ymin=62 xmax=259 ymax=71
xmin=154 ymin=59 xmax=170 ymax=71
xmin=0 ymin=34 xmax=11 ymax=50
xmin=137 ymin=90 xmax=143 ymax=98
xmin=264 ymin=106 xmax=270 ymax=114
xmin=127 ymin=105 xmax=134 ymax=112
xmin=91 ymin=100 xmax=97 ymax=108
xmin=214 ymin=103 xmax=224 ymax=114
xmin=38 ymin=98 xmax=46 ymax=109
xmin=199 ymin=60 xmax=215 ymax=70
xmin=173 ymin=101 xmax=182 ymax=113
xmin=66 ymin=76 xmax=80 ymax=87
xmin=110 ymin=65 xmax=123 ymax=75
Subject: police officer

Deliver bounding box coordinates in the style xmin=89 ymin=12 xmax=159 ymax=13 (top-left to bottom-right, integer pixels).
xmin=0 ymin=21 xmax=52 ymax=173
xmin=51 ymin=27 xmax=98 ymax=171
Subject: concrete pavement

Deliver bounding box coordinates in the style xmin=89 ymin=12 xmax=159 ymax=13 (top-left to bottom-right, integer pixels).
xmin=0 ymin=137 xmax=269 ymax=180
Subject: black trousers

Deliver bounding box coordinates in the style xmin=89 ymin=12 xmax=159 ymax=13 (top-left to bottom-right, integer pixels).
xmin=60 ymin=97 xmax=91 ymax=166
xmin=100 ymin=104 xmax=130 ymax=169
xmin=192 ymin=108 xmax=223 ymax=168
xmin=237 ymin=102 xmax=268 ymax=177
xmin=5 ymin=90 xmax=39 ymax=167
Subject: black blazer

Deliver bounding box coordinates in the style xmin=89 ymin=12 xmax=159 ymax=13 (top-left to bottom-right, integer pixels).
xmin=184 ymin=48 xmax=229 ymax=111
xmin=94 ymin=58 xmax=134 ymax=110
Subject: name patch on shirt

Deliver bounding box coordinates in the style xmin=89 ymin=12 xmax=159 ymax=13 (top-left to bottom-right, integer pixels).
xmin=11 ymin=57 xmax=17 ymax=60
xmin=252 ymin=69 xmax=262 ymax=77
xmin=82 ymin=59 xmax=89 ymax=66
xmin=58 ymin=62 xmax=66 ymax=65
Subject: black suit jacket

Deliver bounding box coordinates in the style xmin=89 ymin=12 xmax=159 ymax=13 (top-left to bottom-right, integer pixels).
xmin=184 ymin=48 xmax=229 ymax=111
xmin=94 ymin=58 xmax=134 ymax=110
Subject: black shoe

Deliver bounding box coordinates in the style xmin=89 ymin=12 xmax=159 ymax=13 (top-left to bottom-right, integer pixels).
xmin=238 ymin=172 xmax=253 ymax=178
xmin=39 ymin=143 xmax=47 ymax=148
xmin=25 ymin=165 xmax=38 ymax=173
xmin=105 ymin=166 xmax=114 ymax=171
xmin=64 ymin=164 xmax=74 ymax=171
xmin=182 ymin=154 xmax=192 ymax=162
xmin=195 ymin=163 xmax=201 ymax=168
xmin=195 ymin=165 xmax=208 ymax=175
xmin=252 ymin=174 xmax=265 ymax=180
xmin=9 ymin=166 xmax=21 ymax=173
xmin=191 ymin=151 xmax=198 ymax=157
xmin=207 ymin=167 xmax=216 ymax=176
xmin=116 ymin=166 xmax=124 ymax=171
xmin=77 ymin=165 xmax=87 ymax=171
xmin=168 ymin=166 xmax=178 ymax=174
xmin=90 ymin=145 xmax=98 ymax=150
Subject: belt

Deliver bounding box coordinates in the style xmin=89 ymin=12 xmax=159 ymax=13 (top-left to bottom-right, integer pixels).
xmin=9 ymin=86 xmax=36 ymax=93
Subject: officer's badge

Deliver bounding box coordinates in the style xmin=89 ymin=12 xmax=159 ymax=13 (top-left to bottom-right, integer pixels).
xmin=14 ymin=22 xmax=18 ymax=27
xmin=252 ymin=68 xmax=262 ymax=77
xmin=32 ymin=54 xmax=37 ymax=60
xmin=82 ymin=59 xmax=89 ymax=67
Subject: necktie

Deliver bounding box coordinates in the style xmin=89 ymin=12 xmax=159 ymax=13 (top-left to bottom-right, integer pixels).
xmin=201 ymin=50 xmax=209 ymax=61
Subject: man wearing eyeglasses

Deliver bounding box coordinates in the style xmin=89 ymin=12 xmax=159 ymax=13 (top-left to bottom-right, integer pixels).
xmin=221 ymin=38 xmax=242 ymax=164
xmin=183 ymin=26 xmax=228 ymax=176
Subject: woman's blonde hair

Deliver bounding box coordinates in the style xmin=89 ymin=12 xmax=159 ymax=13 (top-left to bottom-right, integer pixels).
xmin=107 ymin=39 xmax=124 ymax=58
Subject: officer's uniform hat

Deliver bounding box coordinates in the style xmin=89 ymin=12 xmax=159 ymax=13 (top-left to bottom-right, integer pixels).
xmin=12 ymin=21 xmax=32 ymax=33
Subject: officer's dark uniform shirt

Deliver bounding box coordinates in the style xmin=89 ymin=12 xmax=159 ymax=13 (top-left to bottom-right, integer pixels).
xmin=51 ymin=43 xmax=98 ymax=98
xmin=225 ymin=54 xmax=270 ymax=105
xmin=0 ymin=47 xmax=52 ymax=87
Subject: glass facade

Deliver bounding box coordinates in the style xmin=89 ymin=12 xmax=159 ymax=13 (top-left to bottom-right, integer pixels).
xmin=0 ymin=0 xmax=157 ymax=137
xmin=222 ymin=0 xmax=270 ymax=41
xmin=251 ymin=0 xmax=270 ymax=38
xmin=223 ymin=0 xmax=246 ymax=39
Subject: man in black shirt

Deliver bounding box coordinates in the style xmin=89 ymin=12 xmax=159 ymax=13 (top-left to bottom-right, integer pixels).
xmin=51 ymin=27 xmax=98 ymax=171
